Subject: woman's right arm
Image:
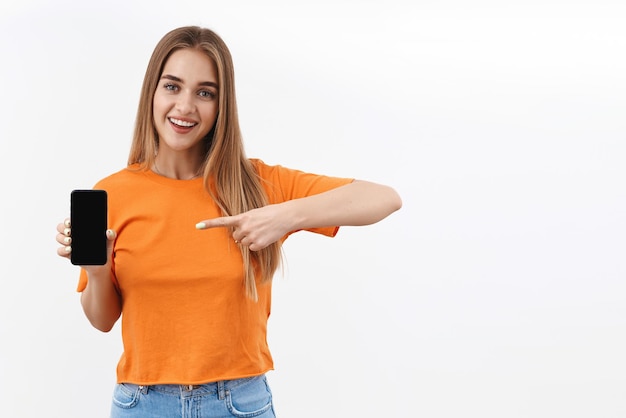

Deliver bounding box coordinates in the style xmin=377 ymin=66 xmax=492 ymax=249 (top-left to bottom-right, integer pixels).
xmin=56 ymin=220 xmax=122 ymax=332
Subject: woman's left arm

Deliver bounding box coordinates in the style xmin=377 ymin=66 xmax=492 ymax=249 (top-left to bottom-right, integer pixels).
xmin=284 ymin=179 xmax=402 ymax=228
xmin=197 ymin=180 xmax=402 ymax=251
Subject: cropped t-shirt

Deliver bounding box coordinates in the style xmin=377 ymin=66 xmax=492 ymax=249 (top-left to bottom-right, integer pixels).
xmin=77 ymin=159 xmax=352 ymax=385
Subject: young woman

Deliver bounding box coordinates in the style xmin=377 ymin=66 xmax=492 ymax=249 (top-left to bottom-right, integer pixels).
xmin=56 ymin=26 xmax=401 ymax=418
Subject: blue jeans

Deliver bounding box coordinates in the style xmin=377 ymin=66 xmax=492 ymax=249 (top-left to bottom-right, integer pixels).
xmin=110 ymin=374 xmax=276 ymax=418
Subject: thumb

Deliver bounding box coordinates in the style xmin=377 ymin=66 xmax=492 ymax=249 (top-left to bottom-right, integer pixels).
xmin=106 ymin=229 xmax=116 ymax=255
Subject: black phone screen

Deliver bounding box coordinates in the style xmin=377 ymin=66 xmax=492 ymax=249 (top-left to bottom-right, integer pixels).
xmin=70 ymin=189 xmax=108 ymax=265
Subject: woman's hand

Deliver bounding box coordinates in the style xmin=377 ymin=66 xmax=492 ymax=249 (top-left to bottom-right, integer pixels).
xmin=196 ymin=204 xmax=292 ymax=251
xmin=57 ymin=217 xmax=121 ymax=332
xmin=195 ymin=180 xmax=402 ymax=251
xmin=55 ymin=218 xmax=117 ymax=274
xmin=56 ymin=218 xmax=74 ymax=259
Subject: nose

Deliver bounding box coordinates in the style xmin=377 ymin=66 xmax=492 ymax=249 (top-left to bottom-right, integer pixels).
xmin=175 ymin=91 xmax=196 ymax=114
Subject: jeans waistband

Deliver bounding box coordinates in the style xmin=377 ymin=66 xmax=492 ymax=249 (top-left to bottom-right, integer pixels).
xmin=129 ymin=374 xmax=264 ymax=399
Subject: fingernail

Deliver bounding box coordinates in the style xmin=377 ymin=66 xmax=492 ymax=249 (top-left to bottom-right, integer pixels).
xmin=195 ymin=222 xmax=207 ymax=230
xmin=106 ymin=229 xmax=114 ymax=238
xmin=64 ymin=228 xmax=71 ymax=236
xmin=64 ymin=237 xmax=71 ymax=244
xmin=64 ymin=219 xmax=71 ymax=227
xmin=65 ymin=246 xmax=72 ymax=254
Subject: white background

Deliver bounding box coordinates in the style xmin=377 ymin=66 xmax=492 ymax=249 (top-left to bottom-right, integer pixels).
xmin=0 ymin=1 xmax=625 ymax=417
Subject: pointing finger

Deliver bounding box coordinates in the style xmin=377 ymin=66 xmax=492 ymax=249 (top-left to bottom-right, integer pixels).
xmin=196 ymin=216 xmax=236 ymax=230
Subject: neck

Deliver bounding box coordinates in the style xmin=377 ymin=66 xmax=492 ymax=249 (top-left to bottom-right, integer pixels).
xmin=152 ymin=159 xmax=202 ymax=180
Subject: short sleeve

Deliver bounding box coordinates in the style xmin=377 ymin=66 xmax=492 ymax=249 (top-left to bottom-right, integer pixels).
xmin=252 ymin=159 xmax=354 ymax=237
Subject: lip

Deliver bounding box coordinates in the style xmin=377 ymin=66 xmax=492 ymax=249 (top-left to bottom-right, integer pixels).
xmin=168 ymin=116 xmax=198 ymax=133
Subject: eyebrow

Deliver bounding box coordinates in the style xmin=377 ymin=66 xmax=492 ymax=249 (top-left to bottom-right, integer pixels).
xmin=161 ymin=74 xmax=218 ymax=89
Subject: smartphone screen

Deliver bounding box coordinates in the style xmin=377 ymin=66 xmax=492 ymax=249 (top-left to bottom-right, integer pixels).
xmin=70 ymin=189 xmax=108 ymax=265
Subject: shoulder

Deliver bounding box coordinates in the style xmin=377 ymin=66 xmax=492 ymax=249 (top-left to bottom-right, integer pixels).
xmin=249 ymin=158 xmax=306 ymax=180
xmin=247 ymin=158 xmax=353 ymax=202
xmin=249 ymin=158 xmax=352 ymax=183
xmin=249 ymin=158 xmax=269 ymax=174
xmin=93 ymin=164 xmax=149 ymax=194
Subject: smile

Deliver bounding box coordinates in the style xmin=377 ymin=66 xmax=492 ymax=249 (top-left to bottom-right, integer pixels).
xmin=169 ymin=117 xmax=197 ymax=128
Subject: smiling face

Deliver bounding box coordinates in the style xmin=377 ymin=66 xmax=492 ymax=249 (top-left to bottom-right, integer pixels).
xmin=152 ymin=48 xmax=219 ymax=157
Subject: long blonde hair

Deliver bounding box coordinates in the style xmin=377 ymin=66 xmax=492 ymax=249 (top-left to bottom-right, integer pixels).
xmin=128 ymin=26 xmax=281 ymax=300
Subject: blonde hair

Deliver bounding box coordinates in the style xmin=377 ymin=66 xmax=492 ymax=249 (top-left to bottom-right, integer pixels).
xmin=128 ymin=26 xmax=281 ymax=300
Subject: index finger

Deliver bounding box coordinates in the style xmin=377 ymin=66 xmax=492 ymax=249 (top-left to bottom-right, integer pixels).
xmin=195 ymin=216 xmax=236 ymax=230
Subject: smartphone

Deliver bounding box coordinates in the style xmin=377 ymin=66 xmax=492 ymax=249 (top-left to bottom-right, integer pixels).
xmin=70 ymin=189 xmax=108 ymax=265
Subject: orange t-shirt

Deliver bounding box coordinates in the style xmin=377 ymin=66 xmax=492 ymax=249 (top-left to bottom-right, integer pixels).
xmin=77 ymin=160 xmax=352 ymax=385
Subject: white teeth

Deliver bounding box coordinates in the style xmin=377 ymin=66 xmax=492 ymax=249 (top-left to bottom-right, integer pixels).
xmin=169 ymin=117 xmax=197 ymax=127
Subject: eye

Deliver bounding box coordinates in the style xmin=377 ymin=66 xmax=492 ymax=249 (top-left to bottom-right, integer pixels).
xmin=164 ymin=83 xmax=179 ymax=92
xmin=198 ymin=90 xmax=216 ymax=99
